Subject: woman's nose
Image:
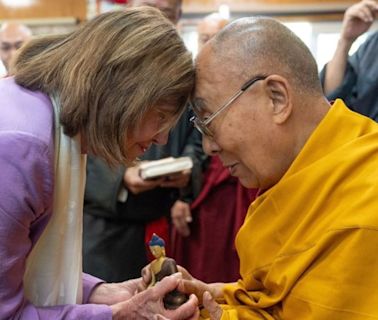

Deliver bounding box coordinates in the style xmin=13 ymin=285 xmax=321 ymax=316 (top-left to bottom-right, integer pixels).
xmin=153 ymin=130 xmax=169 ymax=145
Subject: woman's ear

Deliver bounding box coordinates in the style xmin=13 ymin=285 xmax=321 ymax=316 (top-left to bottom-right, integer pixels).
xmin=265 ymin=74 xmax=293 ymax=124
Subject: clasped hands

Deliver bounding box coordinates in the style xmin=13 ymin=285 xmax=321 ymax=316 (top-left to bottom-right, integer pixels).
xmin=89 ymin=265 xmax=224 ymax=320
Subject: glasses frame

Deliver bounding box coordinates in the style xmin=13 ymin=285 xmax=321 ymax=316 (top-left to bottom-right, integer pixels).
xmin=190 ymin=75 xmax=267 ymax=137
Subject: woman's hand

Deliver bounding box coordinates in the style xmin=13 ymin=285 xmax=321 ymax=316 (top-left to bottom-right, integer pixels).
xmin=89 ymin=277 xmax=147 ymax=305
xmin=141 ymin=263 xmax=225 ymax=319
xmin=142 ymin=264 xmax=225 ymax=305
xmin=110 ymin=274 xmax=199 ymax=320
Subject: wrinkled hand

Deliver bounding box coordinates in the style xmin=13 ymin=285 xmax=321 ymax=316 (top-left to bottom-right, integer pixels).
xmin=171 ymin=200 xmax=192 ymax=237
xmin=89 ymin=277 xmax=147 ymax=305
xmin=175 ymin=267 xmax=224 ymax=306
xmin=111 ymin=274 xmax=200 ymax=320
xmin=124 ymin=166 xmax=164 ymax=194
xmin=203 ymin=291 xmax=222 ymax=320
xmin=142 ymin=264 xmax=208 ymax=304
xmin=341 ymin=0 xmax=378 ymax=42
xmin=142 ymin=264 xmax=224 ymax=306
xmin=160 ymin=170 xmax=191 ymax=189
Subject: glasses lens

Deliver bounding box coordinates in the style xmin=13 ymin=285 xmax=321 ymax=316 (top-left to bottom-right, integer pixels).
xmin=196 ymin=118 xmax=213 ymax=137
xmin=189 ymin=102 xmax=213 ymax=137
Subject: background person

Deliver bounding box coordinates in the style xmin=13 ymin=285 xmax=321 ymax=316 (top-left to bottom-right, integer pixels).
xmin=0 ymin=8 xmax=198 ymax=319
xmin=197 ymin=13 xmax=228 ymax=49
xmin=0 ymin=21 xmax=32 ymax=76
xmin=128 ymin=0 xmax=182 ymax=24
xmin=174 ymin=16 xmax=378 ymax=319
xmin=320 ymin=0 xmax=378 ymax=121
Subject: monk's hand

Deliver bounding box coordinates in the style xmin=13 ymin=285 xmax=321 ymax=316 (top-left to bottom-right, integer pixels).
xmin=111 ymin=274 xmax=200 ymax=320
xmin=203 ymin=291 xmax=222 ymax=320
xmin=176 ymin=266 xmax=225 ymax=306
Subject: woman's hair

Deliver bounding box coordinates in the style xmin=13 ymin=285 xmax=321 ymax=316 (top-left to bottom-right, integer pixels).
xmin=12 ymin=7 xmax=194 ymax=165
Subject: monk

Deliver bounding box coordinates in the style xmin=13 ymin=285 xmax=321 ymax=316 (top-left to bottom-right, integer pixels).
xmin=174 ymin=16 xmax=378 ymax=319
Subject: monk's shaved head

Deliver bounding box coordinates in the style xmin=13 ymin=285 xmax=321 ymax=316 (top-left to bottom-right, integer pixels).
xmin=209 ymin=17 xmax=322 ymax=96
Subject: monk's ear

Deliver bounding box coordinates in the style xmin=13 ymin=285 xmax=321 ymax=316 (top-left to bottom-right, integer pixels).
xmin=265 ymin=75 xmax=292 ymax=124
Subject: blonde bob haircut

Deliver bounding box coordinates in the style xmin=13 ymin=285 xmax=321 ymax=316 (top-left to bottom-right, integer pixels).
xmin=12 ymin=7 xmax=194 ymax=165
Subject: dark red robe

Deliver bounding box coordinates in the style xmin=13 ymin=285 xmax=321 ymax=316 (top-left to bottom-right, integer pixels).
xmin=171 ymin=156 xmax=257 ymax=283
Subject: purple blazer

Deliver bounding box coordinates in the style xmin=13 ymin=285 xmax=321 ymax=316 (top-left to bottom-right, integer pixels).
xmin=0 ymin=77 xmax=112 ymax=319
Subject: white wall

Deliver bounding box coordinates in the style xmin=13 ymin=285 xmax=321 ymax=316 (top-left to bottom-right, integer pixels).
xmin=181 ymin=19 xmax=378 ymax=71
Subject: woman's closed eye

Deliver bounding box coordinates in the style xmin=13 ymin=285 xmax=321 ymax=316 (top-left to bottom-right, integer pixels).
xmin=158 ymin=111 xmax=167 ymax=122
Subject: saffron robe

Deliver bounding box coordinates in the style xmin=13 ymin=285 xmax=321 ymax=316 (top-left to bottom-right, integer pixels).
xmin=216 ymin=99 xmax=378 ymax=319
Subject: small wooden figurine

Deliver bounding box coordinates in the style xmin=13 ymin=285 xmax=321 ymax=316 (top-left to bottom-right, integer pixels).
xmin=147 ymin=233 xmax=188 ymax=309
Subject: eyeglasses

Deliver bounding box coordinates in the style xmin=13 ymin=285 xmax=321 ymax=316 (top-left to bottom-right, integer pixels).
xmin=190 ymin=75 xmax=267 ymax=137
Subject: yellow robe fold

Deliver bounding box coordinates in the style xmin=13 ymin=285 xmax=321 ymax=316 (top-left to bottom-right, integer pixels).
xmin=217 ymin=100 xmax=378 ymax=319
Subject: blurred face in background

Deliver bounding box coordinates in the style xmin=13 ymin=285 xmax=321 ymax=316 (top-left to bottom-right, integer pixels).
xmin=197 ymin=14 xmax=228 ymax=51
xmin=128 ymin=0 xmax=182 ymax=25
xmin=0 ymin=22 xmax=32 ymax=71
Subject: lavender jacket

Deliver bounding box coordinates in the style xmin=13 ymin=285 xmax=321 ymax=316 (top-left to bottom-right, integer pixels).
xmin=0 ymin=77 xmax=112 ymax=319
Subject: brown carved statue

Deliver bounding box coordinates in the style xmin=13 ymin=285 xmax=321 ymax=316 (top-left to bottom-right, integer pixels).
xmin=148 ymin=233 xmax=188 ymax=309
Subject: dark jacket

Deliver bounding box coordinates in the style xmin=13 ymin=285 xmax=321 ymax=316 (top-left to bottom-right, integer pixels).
xmin=320 ymin=31 xmax=378 ymax=121
xmin=83 ymin=109 xmax=207 ymax=281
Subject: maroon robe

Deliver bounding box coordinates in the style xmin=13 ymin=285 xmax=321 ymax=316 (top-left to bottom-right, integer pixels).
xmin=171 ymin=156 xmax=257 ymax=283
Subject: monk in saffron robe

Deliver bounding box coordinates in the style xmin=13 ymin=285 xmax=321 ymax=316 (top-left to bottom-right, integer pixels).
xmin=172 ymin=16 xmax=378 ymax=319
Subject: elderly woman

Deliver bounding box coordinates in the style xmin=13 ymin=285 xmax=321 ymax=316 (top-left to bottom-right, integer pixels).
xmin=0 ymin=7 xmax=198 ymax=320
